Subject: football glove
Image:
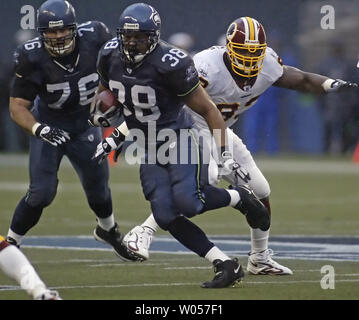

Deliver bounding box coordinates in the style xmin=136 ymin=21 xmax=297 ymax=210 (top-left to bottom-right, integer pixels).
xmin=32 ymin=123 xmax=70 ymax=147
xmin=88 ymin=98 xmax=121 ymax=128
xmin=232 ymin=162 xmax=251 ymax=184
xmin=92 ymin=126 xmax=126 ymax=164
xmin=218 ymin=149 xmax=238 ymax=175
xmin=218 ymin=149 xmax=251 ymax=183
xmin=322 ymin=79 xmax=358 ymax=93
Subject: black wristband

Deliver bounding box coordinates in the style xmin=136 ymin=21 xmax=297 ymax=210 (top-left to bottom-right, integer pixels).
xmin=112 ymin=127 xmax=126 ymax=144
xmin=220 ymin=146 xmax=227 ymax=155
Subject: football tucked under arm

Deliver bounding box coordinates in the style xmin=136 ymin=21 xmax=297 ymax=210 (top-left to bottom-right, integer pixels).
xmin=88 ymin=89 xmax=121 ymax=127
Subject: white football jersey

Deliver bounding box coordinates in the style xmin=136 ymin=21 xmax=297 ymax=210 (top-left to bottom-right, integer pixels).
xmin=186 ymin=46 xmax=284 ymax=128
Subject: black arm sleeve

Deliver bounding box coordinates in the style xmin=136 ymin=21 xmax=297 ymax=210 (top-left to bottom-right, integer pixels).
xmin=10 ymin=76 xmax=39 ymax=101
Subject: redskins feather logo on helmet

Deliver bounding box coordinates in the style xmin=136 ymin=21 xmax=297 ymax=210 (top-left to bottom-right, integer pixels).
xmin=226 ymin=17 xmax=267 ymax=78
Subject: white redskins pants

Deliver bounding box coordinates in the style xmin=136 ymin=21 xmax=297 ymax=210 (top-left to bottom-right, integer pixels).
xmin=193 ymin=124 xmax=271 ymax=200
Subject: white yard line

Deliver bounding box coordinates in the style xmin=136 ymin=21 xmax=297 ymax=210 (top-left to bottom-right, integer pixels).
xmin=89 ymin=263 xmax=170 ymax=267
xmin=1 ymin=278 xmax=359 ymax=292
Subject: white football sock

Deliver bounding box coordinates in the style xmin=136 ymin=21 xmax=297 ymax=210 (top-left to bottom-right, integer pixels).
xmin=226 ymin=189 xmax=241 ymax=207
xmin=7 ymin=229 xmax=24 ymax=245
xmin=0 ymin=244 xmax=47 ymax=299
xmin=250 ymin=228 xmax=270 ymax=253
xmin=97 ymin=214 xmax=115 ymax=231
xmin=205 ymin=246 xmax=231 ymax=263
xmin=141 ymin=213 xmax=158 ymax=233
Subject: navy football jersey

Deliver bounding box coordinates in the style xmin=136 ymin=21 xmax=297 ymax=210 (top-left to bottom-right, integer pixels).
xmin=97 ymin=39 xmax=199 ymax=137
xmin=10 ymin=21 xmax=112 ymax=134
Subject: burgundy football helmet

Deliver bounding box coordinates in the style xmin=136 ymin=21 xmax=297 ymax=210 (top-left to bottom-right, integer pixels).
xmin=226 ymin=17 xmax=267 ymax=78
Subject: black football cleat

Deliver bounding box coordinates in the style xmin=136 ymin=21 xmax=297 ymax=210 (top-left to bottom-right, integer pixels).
xmin=93 ymin=223 xmax=144 ymax=262
xmin=233 ymin=185 xmax=270 ymax=231
xmin=201 ymin=258 xmax=244 ymax=288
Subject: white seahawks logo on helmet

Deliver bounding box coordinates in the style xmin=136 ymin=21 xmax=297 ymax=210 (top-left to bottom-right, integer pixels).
xmin=124 ymin=16 xmax=138 ymax=22
xmin=149 ymin=6 xmax=161 ymax=26
xmin=152 ymin=13 xmax=161 ymax=26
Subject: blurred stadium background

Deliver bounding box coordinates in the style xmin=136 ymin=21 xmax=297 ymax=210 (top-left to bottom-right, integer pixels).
xmin=0 ymin=0 xmax=359 ymax=300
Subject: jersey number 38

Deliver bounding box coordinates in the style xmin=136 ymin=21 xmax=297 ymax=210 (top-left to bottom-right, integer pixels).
xmin=109 ymin=80 xmax=161 ymax=123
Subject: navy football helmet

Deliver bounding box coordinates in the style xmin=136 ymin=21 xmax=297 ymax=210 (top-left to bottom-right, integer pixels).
xmin=37 ymin=0 xmax=77 ymax=56
xmin=117 ymin=3 xmax=161 ymax=66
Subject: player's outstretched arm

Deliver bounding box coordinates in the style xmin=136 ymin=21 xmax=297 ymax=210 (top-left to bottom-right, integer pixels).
xmin=274 ymin=65 xmax=358 ymax=94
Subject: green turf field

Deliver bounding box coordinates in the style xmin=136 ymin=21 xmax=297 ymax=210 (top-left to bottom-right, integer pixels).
xmin=0 ymin=154 xmax=358 ymax=300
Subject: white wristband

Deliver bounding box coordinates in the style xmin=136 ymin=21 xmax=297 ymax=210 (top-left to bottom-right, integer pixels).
xmin=321 ymin=79 xmax=335 ymax=92
xmin=117 ymin=121 xmax=129 ymax=137
xmin=31 ymin=122 xmax=42 ymax=136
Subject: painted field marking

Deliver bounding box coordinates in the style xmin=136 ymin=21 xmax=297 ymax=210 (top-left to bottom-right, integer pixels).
xmin=2 ymin=278 xmax=359 ymax=293
xmin=17 ymin=234 xmax=359 ymax=262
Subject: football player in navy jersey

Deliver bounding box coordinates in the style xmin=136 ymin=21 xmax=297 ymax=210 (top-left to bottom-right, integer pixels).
xmin=92 ymin=3 xmax=271 ymax=288
xmin=6 ymin=0 xmax=139 ymax=262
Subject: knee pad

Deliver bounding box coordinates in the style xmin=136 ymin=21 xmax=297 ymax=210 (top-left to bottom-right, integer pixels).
xmin=86 ymin=183 xmax=111 ymax=208
xmin=247 ymin=168 xmax=270 ymax=199
xmin=173 ymin=191 xmax=204 ymax=218
xmin=153 ymin=214 xmax=172 ymax=231
xmin=152 ymin=210 xmax=179 ymax=231
xmin=26 ymin=184 xmax=57 ymax=208
xmin=149 ymin=192 xmax=179 ymax=231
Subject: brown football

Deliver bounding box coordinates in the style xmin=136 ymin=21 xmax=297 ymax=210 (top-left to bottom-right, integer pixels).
xmin=97 ymin=90 xmax=119 ymax=112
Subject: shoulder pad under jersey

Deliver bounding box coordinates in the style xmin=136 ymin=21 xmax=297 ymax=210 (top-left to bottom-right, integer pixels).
xmin=77 ymin=20 xmax=113 ymax=48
